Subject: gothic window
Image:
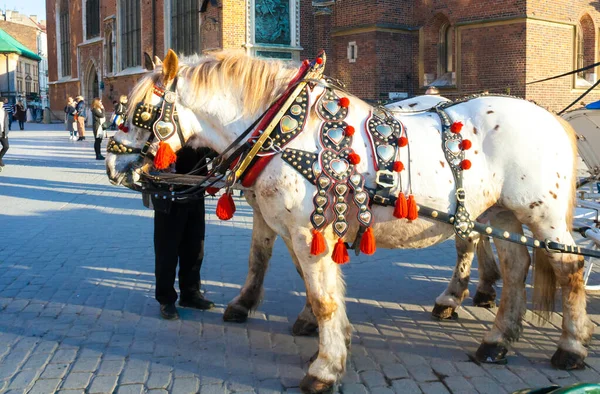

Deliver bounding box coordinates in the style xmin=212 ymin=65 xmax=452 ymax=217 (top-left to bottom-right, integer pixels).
xmin=86 ymin=0 xmax=100 ymax=39
xmin=59 ymin=0 xmax=71 ymax=77
xmin=576 ymin=14 xmax=596 ymax=85
xmin=171 ymin=0 xmax=199 ymax=56
xmin=120 ymin=0 xmax=141 ymax=69
xmin=250 ymin=0 xmax=300 ymax=60
xmin=439 ymin=23 xmax=453 ymax=75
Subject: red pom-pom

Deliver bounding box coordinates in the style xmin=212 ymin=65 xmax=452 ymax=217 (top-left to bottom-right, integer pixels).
xmin=348 ymin=152 xmax=361 ymax=165
xmin=344 ymin=125 xmax=355 ymax=137
xmin=154 ymin=141 xmax=177 ymax=170
xmin=332 ymin=238 xmax=349 ymax=264
xmin=407 ymin=195 xmax=418 ymax=221
xmin=216 ymin=193 xmax=236 ymax=220
xmin=339 ymin=97 xmax=350 ymax=108
xmin=461 ymin=159 xmax=472 ymax=170
xmin=206 ymin=187 xmax=220 ymax=196
xmin=393 ymin=192 xmax=408 ymax=219
xmin=450 ymin=121 xmax=463 ymax=134
xmin=393 ymin=161 xmax=404 ymax=172
xmin=399 ymin=136 xmax=408 ymax=147
xmin=310 ymin=229 xmax=326 ymax=256
xmin=460 ymin=139 xmax=472 ymax=150
xmin=360 ymin=227 xmax=376 ymax=255
xmin=316 ymin=57 xmax=323 ymax=65
xmin=118 ymin=123 xmax=129 ymax=133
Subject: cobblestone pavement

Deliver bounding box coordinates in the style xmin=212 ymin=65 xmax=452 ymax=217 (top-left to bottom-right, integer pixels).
xmin=0 ymin=124 xmax=599 ymax=394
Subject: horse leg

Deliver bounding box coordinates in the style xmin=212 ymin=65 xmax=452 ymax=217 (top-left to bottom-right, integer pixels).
xmin=432 ymin=236 xmax=477 ymax=319
xmin=473 ymin=236 xmax=501 ymax=308
xmin=223 ymin=207 xmax=276 ymax=323
xmin=476 ymin=211 xmax=530 ymax=364
xmin=528 ymin=226 xmax=593 ymax=370
xmin=294 ymin=236 xmax=350 ymax=393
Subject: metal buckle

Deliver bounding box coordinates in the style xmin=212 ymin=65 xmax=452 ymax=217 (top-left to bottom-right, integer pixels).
xmin=375 ymin=170 xmax=396 ymax=189
xmin=372 ymin=194 xmax=387 ymax=205
xmin=544 ymin=239 xmax=560 ymax=254
xmin=456 ymin=188 xmax=466 ymax=202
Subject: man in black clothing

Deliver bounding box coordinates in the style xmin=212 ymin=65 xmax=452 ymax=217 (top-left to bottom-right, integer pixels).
xmin=149 ymin=146 xmax=214 ymax=320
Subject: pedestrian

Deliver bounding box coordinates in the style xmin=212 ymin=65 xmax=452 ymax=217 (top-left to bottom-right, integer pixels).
xmin=112 ymin=95 xmax=128 ymax=129
xmin=74 ymin=95 xmax=86 ymax=141
xmin=3 ymin=98 xmax=13 ymax=130
xmin=0 ymin=103 xmax=7 ymax=167
xmin=425 ymin=86 xmax=440 ymax=95
xmin=14 ymin=100 xmax=26 ymax=130
xmin=145 ymin=146 xmax=215 ymax=320
xmin=90 ymin=97 xmax=106 ymax=160
xmin=64 ymin=96 xmax=77 ymax=140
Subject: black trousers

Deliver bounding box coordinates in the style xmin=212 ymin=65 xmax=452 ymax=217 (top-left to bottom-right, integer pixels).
xmin=94 ymin=137 xmax=102 ymax=157
xmin=0 ymin=136 xmax=8 ymax=160
xmin=18 ymin=120 xmax=24 ymax=130
xmin=153 ymin=198 xmax=206 ymax=305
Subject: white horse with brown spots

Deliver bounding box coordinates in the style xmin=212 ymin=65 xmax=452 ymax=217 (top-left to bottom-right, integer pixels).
xmin=106 ymin=50 xmax=593 ymax=393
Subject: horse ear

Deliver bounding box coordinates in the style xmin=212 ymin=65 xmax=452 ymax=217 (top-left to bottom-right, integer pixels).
xmin=154 ymin=56 xmax=163 ymax=67
xmin=162 ymin=49 xmax=179 ymax=83
xmin=143 ymin=52 xmax=155 ymax=70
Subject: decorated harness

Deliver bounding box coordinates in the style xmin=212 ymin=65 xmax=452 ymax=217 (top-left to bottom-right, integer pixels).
xmin=117 ymin=52 xmax=600 ymax=263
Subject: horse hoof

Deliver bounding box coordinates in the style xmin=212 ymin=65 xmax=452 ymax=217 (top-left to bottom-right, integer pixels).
xmin=551 ymin=348 xmax=586 ymax=370
xmin=223 ymin=303 xmax=249 ymax=323
xmin=292 ymin=318 xmax=318 ymax=336
xmin=473 ymin=291 xmax=497 ymax=308
xmin=299 ymin=374 xmax=335 ymax=394
xmin=431 ymin=303 xmax=458 ymax=320
xmin=475 ymin=342 xmax=508 ymax=364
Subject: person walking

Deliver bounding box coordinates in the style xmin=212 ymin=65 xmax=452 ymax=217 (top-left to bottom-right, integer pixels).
xmin=0 ymin=103 xmax=8 ymax=167
xmin=147 ymin=146 xmax=215 ymax=320
xmin=14 ymin=100 xmax=26 ymax=130
xmin=91 ymin=98 xmax=106 ymax=160
xmin=3 ymin=98 xmax=13 ymax=130
xmin=74 ymin=95 xmax=86 ymax=141
xmin=112 ymin=95 xmax=128 ymax=129
xmin=64 ymin=97 xmax=77 ymax=140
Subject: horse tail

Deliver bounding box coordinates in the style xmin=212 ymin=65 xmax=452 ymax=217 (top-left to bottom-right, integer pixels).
xmin=532 ymin=115 xmax=578 ymax=319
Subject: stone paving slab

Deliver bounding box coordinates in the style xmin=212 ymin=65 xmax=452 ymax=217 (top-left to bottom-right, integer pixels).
xmin=0 ymin=124 xmax=598 ymax=393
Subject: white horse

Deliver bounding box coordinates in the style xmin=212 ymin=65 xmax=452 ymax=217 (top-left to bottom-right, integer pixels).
xmin=106 ymin=50 xmax=593 ymax=393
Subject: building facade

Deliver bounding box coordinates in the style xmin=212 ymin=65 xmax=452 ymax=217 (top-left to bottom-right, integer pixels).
xmin=0 ymin=11 xmax=49 ymax=107
xmin=46 ymin=0 xmax=600 ymax=116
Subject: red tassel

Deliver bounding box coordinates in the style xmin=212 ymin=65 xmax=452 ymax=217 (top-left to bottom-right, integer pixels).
xmin=460 ymin=139 xmax=472 ymax=150
xmin=310 ymin=229 xmax=326 ymax=256
xmin=206 ymin=187 xmax=220 ymax=196
xmin=339 ymin=97 xmax=350 ymax=108
xmin=393 ymin=192 xmax=408 ymax=219
xmin=216 ymin=193 xmax=236 ymax=220
xmin=154 ymin=141 xmax=177 ymax=170
xmin=407 ymin=195 xmax=418 ymax=221
xmin=348 ymin=151 xmax=361 ymax=165
xmin=332 ymin=238 xmax=349 ymax=264
xmin=360 ymin=227 xmax=376 ymax=255
xmin=450 ymin=121 xmax=463 ymax=134
xmin=393 ymin=161 xmax=404 ymax=172
xmin=399 ymin=136 xmax=408 ymax=147
xmin=461 ymin=159 xmax=472 ymax=170
xmin=344 ymin=125 xmax=355 ymax=137
xmin=118 ymin=123 xmax=129 ymax=133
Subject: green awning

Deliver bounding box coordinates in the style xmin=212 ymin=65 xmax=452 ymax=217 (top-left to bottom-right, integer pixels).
xmin=0 ymin=28 xmax=41 ymax=61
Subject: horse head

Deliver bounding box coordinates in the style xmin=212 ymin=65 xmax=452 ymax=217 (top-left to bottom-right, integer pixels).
xmin=106 ymin=49 xmax=299 ymax=191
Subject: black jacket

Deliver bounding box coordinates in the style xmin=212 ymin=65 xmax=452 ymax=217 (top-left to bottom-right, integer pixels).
xmin=91 ymin=107 xmax=105 ymax=135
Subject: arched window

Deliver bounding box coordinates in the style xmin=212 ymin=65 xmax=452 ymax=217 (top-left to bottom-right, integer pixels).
xmin=119 ymin=0 xmax=141 ymax=69
xmin=439 ymin=23 xmax=453 ymax=75
xmin=85 ymin=0 xmax=100 ymax=39
xmin=170 ymin=0 xmax=200 ymax=56
xmin=577 ymin=14 xmax=596 ymax=84
xmin=59 ymin=0 xmax=71 ymax=77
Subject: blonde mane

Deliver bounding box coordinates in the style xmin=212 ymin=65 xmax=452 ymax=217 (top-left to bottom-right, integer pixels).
xmin=126 ymin=50 xmax=299 ymax=120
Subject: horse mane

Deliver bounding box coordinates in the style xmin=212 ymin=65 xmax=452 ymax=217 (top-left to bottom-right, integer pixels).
xmin=126 ymin=50 xmax=300 ymax=120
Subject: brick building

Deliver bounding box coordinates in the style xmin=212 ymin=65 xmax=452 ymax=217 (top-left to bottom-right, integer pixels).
xmin=46 ymin=0 xmax=600 ymax=117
